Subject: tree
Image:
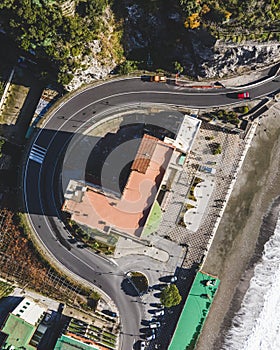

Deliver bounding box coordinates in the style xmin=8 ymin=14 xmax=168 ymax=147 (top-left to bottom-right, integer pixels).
xmin=174 ymin=61 xmax=184 ymax=74
xmin=58 ymin=72 xmax=74 ymax=86
xmin=117 ymin=60 xmax=138 ymax=75
xmin=160 ymin=284 xmax=182 ymax=308
xmin=0 ymin=81 xmax=4 ymax=97
xmin=88 ymin=290 xmax=101 ymax=310
xmin=185 ymin=13 xmax=200 ymax=29
xmin=180 ymin=0 xmax=201 ymax=17
xmin=241 ymin=105 xmax=249 ymax=114
xmin=212 ymin=142 xmax=222 ymax=155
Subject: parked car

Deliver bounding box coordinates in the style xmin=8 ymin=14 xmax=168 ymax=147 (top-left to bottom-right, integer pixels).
xmin=140 ymin=340 xmax=146 ymax=350
xmin=237 ymin=92 xmax=250 ymax=99
xmin=149 ymin=321 xmax=161 ymax=329
xmin=43 ymin=312 xmax=52 ymax=324
xmin=101 ymin=309 xmax=117 ymax=318
xmin=158 ymin=284 xmax=167 ymax=291
xmin=146 ymin=333 xmax=156 ymax=341
xmin=169 ymin=276 xmax=177 ymax=283
xmin=154 ymin=309 xmax=164 ymax=317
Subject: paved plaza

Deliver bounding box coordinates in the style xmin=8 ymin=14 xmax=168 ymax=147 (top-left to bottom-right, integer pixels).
xmin=155 ymin=121 xmax=247 ymax=270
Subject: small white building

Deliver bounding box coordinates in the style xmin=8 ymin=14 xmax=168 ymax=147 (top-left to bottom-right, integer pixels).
xmin=12 ymin=297 xmax=47 ymax=326
xmin=164 ymin=114 xmax=201 ymax=154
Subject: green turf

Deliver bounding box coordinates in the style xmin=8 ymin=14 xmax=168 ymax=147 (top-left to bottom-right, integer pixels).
xmin=168 ymin=271 xmax=220 ymax=350
xmin=142 ymin=200 xmax=162 ymax=236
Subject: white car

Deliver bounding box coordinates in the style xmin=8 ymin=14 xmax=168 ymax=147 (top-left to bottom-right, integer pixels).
xmin=154 ymin=309 xmax=164 ymax=317
xmin=140 ymin=341 xmax=146 ymax=349
xmin=149 ymin=321 xmax=161 ymax=329
xmin=146 ymin=333 xmax=156 ymax=341
xmin=170 ymin=276 xmax=177 ymax=283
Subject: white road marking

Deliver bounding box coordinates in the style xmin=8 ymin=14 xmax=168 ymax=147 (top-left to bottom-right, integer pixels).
xmin=29 ymin=144 xmax=47 ymax=164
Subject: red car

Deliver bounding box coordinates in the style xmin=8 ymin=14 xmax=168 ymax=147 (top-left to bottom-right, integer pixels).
xmin=237 ymin=92 xmax=250 ymax=99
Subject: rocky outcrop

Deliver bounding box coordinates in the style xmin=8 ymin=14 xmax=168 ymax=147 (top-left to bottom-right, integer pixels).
xmin=64 ymin=3 xmax=280 ymax=90
xmin=197 ymin=41 xmax=280 ymax=79
xmin=65 ymin=40 xmax=113 ymax=91
xmin=64 ymin=6 xmax=120 ymax=91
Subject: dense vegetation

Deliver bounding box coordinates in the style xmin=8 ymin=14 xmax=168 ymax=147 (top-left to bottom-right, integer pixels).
xmin=180 ymin=0 xmax=280 ymax=41
xmin=0 ymin=0 xmax=120 ymax=84
xmin=0 ymin=209 xmax=99 ymax=307
xmin=0 ymin=0 xmax=279 ymax=86
xmin=160 ymin=284 xmax=182 ymax=308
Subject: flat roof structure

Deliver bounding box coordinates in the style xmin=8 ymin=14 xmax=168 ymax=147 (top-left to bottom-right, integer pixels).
xmin=63 ymin=135 xmax=175 ymax=236
xmin=168 ymin=271 xmax=220 ymax=350
xmin=164 ymin=114 xmax=201 ymax=154
xmin=131 ymin=134 xmax=158 ymax=173
xmin=1 ymin=313 xmax=36 ymax=350
xmin=12 ymin=297 xmax=46 ymax=326
xmin=54 ymin=334 xmax=105 ymax=350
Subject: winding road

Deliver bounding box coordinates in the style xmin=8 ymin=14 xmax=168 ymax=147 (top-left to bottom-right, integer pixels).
xmin=23 ymin=76 xmax=280 ymax=349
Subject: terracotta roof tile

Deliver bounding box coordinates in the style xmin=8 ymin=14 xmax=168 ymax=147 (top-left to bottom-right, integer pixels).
xmin=131 ymin=134 xmax=158 ymax=174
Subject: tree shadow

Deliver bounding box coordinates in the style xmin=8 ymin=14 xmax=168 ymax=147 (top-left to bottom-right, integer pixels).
xmin=120 ymin=278 xmax=139 ymax=297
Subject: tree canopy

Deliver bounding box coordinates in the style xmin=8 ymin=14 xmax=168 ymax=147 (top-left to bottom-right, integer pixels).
xmin=160 ymin=284 xmax=182 ymax=308
xmin=180 ymin=0 xmax=279 ymax=41
xmin=0 ymin=0 xmax=109 ymax=83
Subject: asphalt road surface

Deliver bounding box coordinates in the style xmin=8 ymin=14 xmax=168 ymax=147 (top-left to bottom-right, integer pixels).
xmin=23 ymin=76 xmax=280 ymax=349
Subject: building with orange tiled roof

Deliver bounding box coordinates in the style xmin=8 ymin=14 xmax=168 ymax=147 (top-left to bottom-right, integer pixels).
xmin=63 ymin=134 xmax=175 ymax=237
xmin=62 ymin=114 xmax=201 ymax=238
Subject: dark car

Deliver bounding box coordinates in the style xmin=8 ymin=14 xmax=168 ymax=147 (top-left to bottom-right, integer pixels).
xmin=101 ymin=309 xmax=117 ymax=318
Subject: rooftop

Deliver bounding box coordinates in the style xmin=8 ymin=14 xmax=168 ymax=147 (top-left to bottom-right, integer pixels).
xmin=168 ymin=271 xmax=220 ymax=350
xmin=12 ymin=297 xmax=46 ymax=326
xmin=131 ymin=134 xmax=158 ymax=174
xmin=63 ymin=136 xmax=175 ymax=236
xmin=1 ymin=313 xmax=36 ymax=350
xmin=164 ymin=114 xmax=201 ymax=154
xmin=54 ymin=334 xmax=108 ymax=350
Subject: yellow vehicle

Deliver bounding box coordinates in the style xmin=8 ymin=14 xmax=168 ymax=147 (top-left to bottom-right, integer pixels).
xmin=150 ymin=75 xmax=167 ymax=82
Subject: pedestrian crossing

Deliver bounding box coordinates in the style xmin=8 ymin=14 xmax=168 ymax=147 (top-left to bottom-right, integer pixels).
xmin=29 ymin=144 xmax=47 ymax=164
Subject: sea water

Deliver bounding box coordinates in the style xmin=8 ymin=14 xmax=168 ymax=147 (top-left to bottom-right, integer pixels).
xmin=222 ymin=214 xmax=280 ymax=350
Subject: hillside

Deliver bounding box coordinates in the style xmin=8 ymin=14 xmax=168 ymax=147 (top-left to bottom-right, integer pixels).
xmin=0 ymin=0 xmax=123 ymax=87
xmin=0 ymin=0 xmax=279 ymax=89
xmin=119 ymin=0 xmax=280 ymax=78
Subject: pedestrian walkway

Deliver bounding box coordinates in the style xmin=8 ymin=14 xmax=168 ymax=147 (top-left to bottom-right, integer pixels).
xmin=29 ymin=144 xmax=47 ymax=164
xmin=114 ymin=237 xmax=169 ymax=262
xmin=156 ymin=120 xmax=247 ymax=272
